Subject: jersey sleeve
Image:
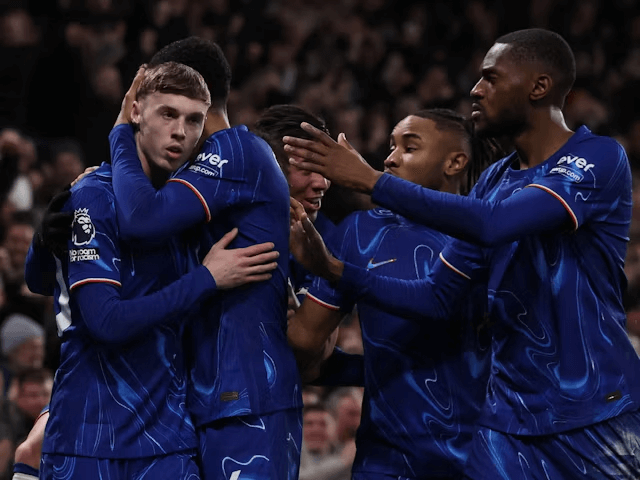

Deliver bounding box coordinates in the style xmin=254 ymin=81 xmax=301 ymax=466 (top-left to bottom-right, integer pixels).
xmin=75 ymin=265 xmax=216 ymax=344
xmin=306 ymin=215 xmax=357 ymax=313
xmin=67 ymin=185 xmax=121 ymax=290
xmin=337 ymin=238 xmax=483 ymax=320
xmin=370 ymin=172 xmax=571 ymax=247
xmin=170 ymin=128 xmax=264 ymax=222
xmin=109 ymin=124 xmax=207 ymax=241
xmin=24 ymin=240 xmax=57 ymax=296
xmin=527 ymin=138 xmax=630 ymax=229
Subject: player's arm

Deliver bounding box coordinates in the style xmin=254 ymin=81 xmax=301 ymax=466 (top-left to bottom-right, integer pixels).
xmin=367 ymin=138 xmax=628 ymax=245
xmin=109 ymin=124 xmax=207 ymax=241
xmin=74 ymin=228 xmax=278 ymax=345
xmin=24 ymin=190 xmax=74 ymax=296
xmin=366 ymin=173 xmax=571 ymax=246
xmin=24 ymin=241 xmax=57 ymax=296
xmin=309 ymin=347 xmax=364 ymax=387
xmin=287 ymin=155 xmax=568 ymax=247
xmin=288 ymin=296 xmax=346 ymax=383
xmin=337 ymin=243 xmax=477 ymax=320
xmin=284 ymin=124 xmax=625 ymax=246
xmin=292 ymin=203 xmax=482 ymax=320
xmin=12 ymin=409 xmax=48 ymax=480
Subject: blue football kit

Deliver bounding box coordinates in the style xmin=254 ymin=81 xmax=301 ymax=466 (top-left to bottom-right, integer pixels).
xmin=110 ymin=124 xmax=302 ymax=480
xmin=339 ymin=126 xmax=640 ymax=478
xmin=24 ymin=164 xmax=219 ymax=478
xmin=307 ymin=207 xmax=490 ymax=479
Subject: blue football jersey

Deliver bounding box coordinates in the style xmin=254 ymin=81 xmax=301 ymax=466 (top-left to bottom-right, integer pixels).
xmin=36 ymin=164 xmax=197 ymax=458
xmin=308 ymin=208 xmax=490 ymax=478
xmin=459 ymin=126 xmax=640 ymax=435
xmin=167 ymin=126 xmax=302 ymax=425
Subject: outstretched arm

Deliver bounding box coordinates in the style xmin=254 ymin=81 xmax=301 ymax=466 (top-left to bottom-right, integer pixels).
xmin=76 ymin=228 xmax=279 ymax=344
xmin=283 ymin=123 xmax=623 ymax=246
xmin=291 ymin=200 xmax=482 ymax=320
xmin=75 ymin=265 xmax=215 ymax=344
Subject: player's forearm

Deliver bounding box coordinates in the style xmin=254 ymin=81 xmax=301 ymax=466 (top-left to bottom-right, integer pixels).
xmin=310 ymin=347 xmax=365 ymax=387
xmin=24 ymin=241 xmax=57 ymax=296
xmin=76 ymin=265 xmax=217 ymax=344
xmin=372 ymin=174 xmax=569 ymax=246
xmin=339 ymin=257 xmax=471 ymax=321
xmin=109 ymin=124 xmax=204 ymax=241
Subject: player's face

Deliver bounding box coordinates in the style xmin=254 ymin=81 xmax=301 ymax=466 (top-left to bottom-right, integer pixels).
xmin=133 ymin=92 xmax=208 ymax=174
xmin=470 ymin=43 xmax=531 ymax=137
xmin=384 ymin=116 xmax=449 ymax=190
xmin=288 ymin=164 xmax=330 ymax=223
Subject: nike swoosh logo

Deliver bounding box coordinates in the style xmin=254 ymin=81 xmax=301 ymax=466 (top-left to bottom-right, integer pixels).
xmin=367 ymin=258 xmax=397 ymax=269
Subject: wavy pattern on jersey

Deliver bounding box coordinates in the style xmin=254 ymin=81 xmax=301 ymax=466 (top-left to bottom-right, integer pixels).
xmin=316 ymin=208 xmax=490 ymax=478
xmin=474 ymin=127 xmax=640 ymax=435
xmin=180 ymin=127 xmax=302 ymax=426
xmin=465 ymin=409 xmax=640 ymax=479
xmin=45 ymin=165 xmax=197 ymax=459
xmin=41 ymin=451 xmax=200 ymax=479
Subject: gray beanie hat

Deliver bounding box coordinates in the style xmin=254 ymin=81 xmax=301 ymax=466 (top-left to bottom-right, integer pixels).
xmin=0 ymin=313 xmax=45 ymax=356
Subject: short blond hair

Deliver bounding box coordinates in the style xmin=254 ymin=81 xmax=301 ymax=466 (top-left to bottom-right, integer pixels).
xmin=136 ymin=61 xmax=211 ymax=107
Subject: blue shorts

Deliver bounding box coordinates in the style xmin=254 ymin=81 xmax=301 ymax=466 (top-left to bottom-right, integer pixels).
xmin=197 ymin=408 xmax=302 ymax=480
xmin=464 ymin=409 xmax=640 ymax=479
xmin=40 ymin=451 xmax=199 ymax=479
xmin=352 ymin=474 xmax=453 ymax=480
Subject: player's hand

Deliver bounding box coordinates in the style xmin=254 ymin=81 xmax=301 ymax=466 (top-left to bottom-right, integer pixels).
xmin=290 ymin=197 xmax=343 ymax=282
xmin=202 ymin=228 xmax=279 ymax=289
xmin=283 ymin=124 xmax=383 ymax=193
xmin=35 ymin=189 xmax=73 ymax=258
xmin=71 ymin=166 xmax=99 ymax=187
xmin=115 ymin=65 xmax=146 ymax=127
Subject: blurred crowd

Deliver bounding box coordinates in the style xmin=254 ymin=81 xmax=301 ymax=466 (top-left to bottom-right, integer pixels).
xmin=0 ymin=0 xmax=639 ymax=477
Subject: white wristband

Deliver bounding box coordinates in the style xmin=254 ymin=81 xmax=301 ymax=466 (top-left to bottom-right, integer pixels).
xmin=12 ymin=473 xmax=38 ymax=480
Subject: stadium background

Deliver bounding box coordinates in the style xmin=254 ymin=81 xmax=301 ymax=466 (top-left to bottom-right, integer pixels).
xmin=0 ymin=0 xmax=639 ymax=477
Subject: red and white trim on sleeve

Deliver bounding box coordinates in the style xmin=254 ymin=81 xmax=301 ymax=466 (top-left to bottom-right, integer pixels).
xmin=527 ymin=184 xmax=579 ymax=231
xmin=439 ymin=252 xmax=471 ymax=280
xmin=168 ymin=178 xmax=212 ymax=223
xmin=70 ymin=278 xmax=122 ymax=291
xmin=306 ymin=292 xmax=341 ymax=311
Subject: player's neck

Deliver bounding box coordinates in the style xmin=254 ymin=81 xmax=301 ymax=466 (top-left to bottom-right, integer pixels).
xmin=196 ymin=109 xmax=231 ymax=152
xmin=512 ymin=109 xmax=573 ymax=170
xmin=203 ymin=109 xmax=231 ymax=137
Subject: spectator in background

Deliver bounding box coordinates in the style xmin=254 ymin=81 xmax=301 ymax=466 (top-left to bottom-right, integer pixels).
xmin=327 ymin=387 xmax=362 ymax=452
xmin=40 ymin=139 xmax=85 ymax=203
xmin=0 ymin=367 xmax=53 ymax=480
xmin=7 ymin=367 xmax=52 ymax=437
xmin=0 ymin=314 xmax=45 ymax=393
xmin=0 ymin=129 xmax=31 ymax=216
xmin=299 ymin=403 xmax=353 ymax=480
xmin=0 ymin=213 xmax=35 ymax=298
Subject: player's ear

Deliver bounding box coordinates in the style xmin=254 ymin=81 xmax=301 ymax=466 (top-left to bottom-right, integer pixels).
xmin=130 ymin=100 xmax=142 ymax=124
xmin=444 ymin=151 xmax=469 ymax=177
xmin=530 ymin=73 xmax=552 ymax=102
